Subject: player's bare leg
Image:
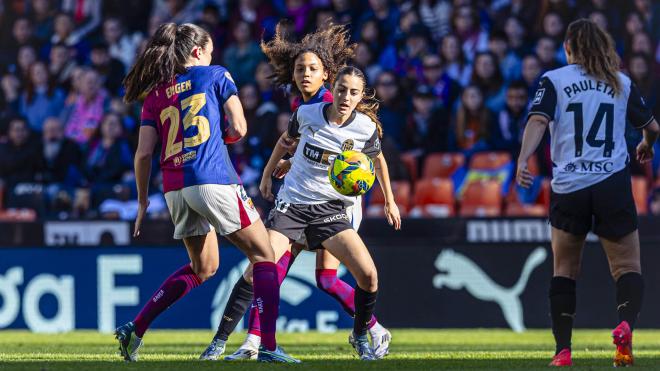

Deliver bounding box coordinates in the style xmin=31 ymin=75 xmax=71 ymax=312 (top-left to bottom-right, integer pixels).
xmin=600 ymin=230 xmax=642 ymax=367
xmin=118 ymin=231 xmax=218 ymax=362
xmin=548 ymin=227 xmax=586 ymax=366
xmin=322 ymin=230 xmax=378 ymax=361
xmin=315 ymin=249 xmax=391 ymax=358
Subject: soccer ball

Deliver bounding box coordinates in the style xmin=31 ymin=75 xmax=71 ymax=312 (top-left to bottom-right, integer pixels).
xmin=328 ymin=150 xmax=375 ymax=196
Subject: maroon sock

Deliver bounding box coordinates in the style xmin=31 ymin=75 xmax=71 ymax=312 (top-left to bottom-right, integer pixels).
xmin=252 ymin=261 xmax=279 ymax=351
xmin=133 ymin=264 xmax=202 ymax=337
xmin=316 ymin=269 xmax=377 ymax=328
xmin=247 ymin=252 xmax=293 ymax=337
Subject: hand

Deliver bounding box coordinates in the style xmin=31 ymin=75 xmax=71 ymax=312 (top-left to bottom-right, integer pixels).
xmin=636 ymin=140 xmax=655 ymax=164
xmin=384 ymin=200 xmax=402 ymax=230
xmin=272 ymin=159 xmax=292 ymax=179
xmin=134 ymin=199 xmax=150 ymax=237
xmin=278 ymin=136 xmax=298 ymax=155
xmin=260 ymin=176 xmax=274 ymax=201
xmin=516 ymin=163 xmax=534 ymax=188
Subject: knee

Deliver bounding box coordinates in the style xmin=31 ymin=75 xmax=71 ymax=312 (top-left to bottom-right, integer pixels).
xmin=554 ymin=258 xmax=581 ymax=280
xmin=357 ymin=269 xmax=378 ymax=292
xmin=611 ymin=262 xmax=641 ymax=281
xmin=193 ymin=262 xmax=218 ymax=282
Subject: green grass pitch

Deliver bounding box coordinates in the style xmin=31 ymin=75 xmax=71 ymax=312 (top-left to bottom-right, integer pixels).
xmin=2 ymin=329 xmax=660 ymax=370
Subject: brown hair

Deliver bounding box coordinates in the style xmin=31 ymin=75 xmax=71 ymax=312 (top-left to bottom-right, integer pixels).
xmin=455 ymin=85 xmax=490 ymax=147
xmin=25 ymin=61 xmax=56 ymax=104
xmin=334 ymin=66 xmax=383 ymax=138
xmin=260 ymin=21 xmax=355 ymax=95
xmin=123 ymin=23 xmax=211 ymax=102
xmin=565 ymin=19 xmax=621 ymax=95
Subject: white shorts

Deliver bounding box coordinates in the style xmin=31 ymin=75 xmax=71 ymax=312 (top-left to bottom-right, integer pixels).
xmin=294 ymin=196 xmax=363 ymax=247
xmin=164 ymin=184 xmax=260 ymax=239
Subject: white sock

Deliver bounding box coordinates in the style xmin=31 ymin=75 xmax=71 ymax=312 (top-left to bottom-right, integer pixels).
xmin=369 ymin=321 xmax=385 ymax=334
xmin=243 ymin=333 xmax=261 ymax=348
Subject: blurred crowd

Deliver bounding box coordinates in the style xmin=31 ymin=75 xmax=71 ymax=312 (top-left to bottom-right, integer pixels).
xmin=0 ymin=0 xmax=659 ymax=220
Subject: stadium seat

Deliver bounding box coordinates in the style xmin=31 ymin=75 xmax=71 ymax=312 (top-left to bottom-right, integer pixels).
xmin=504 ymin=202 xmax=547 ymax=217
xmin=469 ymin=151 xmax=512 ymax=170
xmin=631 ymin=176 xmax=648 ymax=215
xmin=409 ymin=178 xmax=455 ymax=217
xmin=367 ymin=181 xmax=411 ymax=217
xmin=459 ymin=180 xmax=502 ymax=217
xmin=0 ymin=208 xmax=37 ymax=222
xmin=400 ymin=152 xmax=419 ymax=183
xmin=422 ymin=152 xmax=465 ymax=179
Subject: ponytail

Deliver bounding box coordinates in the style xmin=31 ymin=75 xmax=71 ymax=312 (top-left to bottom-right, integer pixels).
xmin=335 ymin=66 xmax=383 ymax=138
xmin=565 ymin=19 xmax=621 ymax=96
xmin=123 ymin=23 xmax=210 ymax=102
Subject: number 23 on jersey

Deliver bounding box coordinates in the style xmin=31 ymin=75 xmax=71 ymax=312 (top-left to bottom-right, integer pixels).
xmin=160 ymin=93 xmax=210 ymax=160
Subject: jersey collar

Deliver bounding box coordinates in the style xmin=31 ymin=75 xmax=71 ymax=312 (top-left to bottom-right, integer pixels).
xmin=323 ymin=102 xmax=357 ymax=128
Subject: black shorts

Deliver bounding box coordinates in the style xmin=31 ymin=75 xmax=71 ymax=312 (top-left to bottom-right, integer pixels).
xmin=265 ymin=200 xmax=353 ymax=250
xmin=550 ymin=167 xmax=637 ymax=239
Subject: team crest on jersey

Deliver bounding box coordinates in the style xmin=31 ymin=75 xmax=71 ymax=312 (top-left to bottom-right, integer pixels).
xmin=533 ymin=88 xmax=545 ymax=105
xmin=341 ymin=139 xmax=354 ymax=151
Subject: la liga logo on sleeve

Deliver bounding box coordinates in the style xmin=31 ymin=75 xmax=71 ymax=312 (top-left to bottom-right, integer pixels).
xmin=533 ymin=88 xmax=545 ymax=105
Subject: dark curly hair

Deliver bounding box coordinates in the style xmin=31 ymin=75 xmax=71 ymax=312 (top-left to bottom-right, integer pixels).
xmin=260 ymin=22 xmax=356 ymax=95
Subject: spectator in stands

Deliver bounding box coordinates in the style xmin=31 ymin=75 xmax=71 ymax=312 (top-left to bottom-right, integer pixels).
xmin=49 ymin=43 xmax=77 ymax=90
xmin=0 ymin=74 xmax=21 ymax=117
xmin=227 ymin=0 xmax=276 ymax=40
xmin=352 ymin=42 xmax=382 ymax=84
xmin=623 ymin=12 xmax=646 ymax=52
xmin=84 ymin=112 xmax=133 ymax=209
xmin=521 ymin=54 xmax=542 ymax=95
xmin=632 ymin=0 xmax=660 ymax=38
xmin=62 ymin=68 xmax=109 ymax=145
xmin=451 ymin=85 xmax=492 ymax=155
xmin=359 ymin=18 xmax=385 ymax=57
xmin=223 ymin=20 xmax=263 ymax=87
xmin=89 ymin=42 xmax=125 ymax=95
xmin=490 ymin=80 xmax=528 ymax=157
xmin=503 ymin=16 xmax=528 ymax=56
xmin=102 ymin=17 xmax=143 ymax=71
xmin=402 ymin=84 xmax=450 ymax=156
xmin=420 ymin=53 xmax=461 ymax=110
xmin=440 ymin=33 xmax=471 ymax=86
xmin=535 ymin=36 xmax=560 ymax=71
xmin=41 ymin=116 xmax=82 ymax=216
xmin=10 ymin=17 xmax=36 ymax=50
xmin=31 ymin=0 xmax=55 ymax=44
xmin=20 ymin=61 xmax=65 ymax=132
xmin=419 ymin=0 xmax=453 ymax=40
xmin=359 ymin=0 xmax=400 ymax=44
xmin=451 ymin=4 xmax=488 ymax=61
xmin=47 ymin=12 xmax=89 ymax=63
xmin=253 ymin=61 xmax=288 ymax=109
xmin=285 ymin=0 xmax=312 ymax=35
xmin=240 ymin=83 xmax=279 ymax=163
xmin=375 ymin=71 xmax=407 ymax=143
xmin=471 ymin=51 xmax=506 ymax=112
xmin=492 ymin=0 xmax=538 ymax=28
xmin=0 ymin=117 xmax=42 ymax=190
xmin=59 ymin=0 xmax=102 ymax=41
xmin=488 ymin=30 xmax=522 ymax=82
xmin=15 ymin=45 xmax=37 ymax=82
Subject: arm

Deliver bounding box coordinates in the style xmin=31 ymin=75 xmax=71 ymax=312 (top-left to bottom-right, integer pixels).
xmin=259 ymin=132 xmax=295 ymax=201
xmin=373 ymin=152 xmax=402 ymax=230
xmin=516 ymin=114 xmax=549 ymax=188
xmin=637 ymin=119 xmax=660 ymax=163
xmin=223 ymin=95 xmax=247 ymax=142
xmin=133 ymin=126 xmax=158 ymax=236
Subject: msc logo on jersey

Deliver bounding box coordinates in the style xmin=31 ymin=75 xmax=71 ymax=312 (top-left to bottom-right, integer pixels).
xmin=533 ymin=88 xmax=545 ymax=105
xmin=341 ymin=139 xmax=354 ymax=151
xmin=562 ymin=161 xmax=614 ymax=174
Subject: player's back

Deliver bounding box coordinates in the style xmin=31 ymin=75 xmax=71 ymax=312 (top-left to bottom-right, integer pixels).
xmin=530 ymin=64 xmax=649 ymax=193
xmin=141 ymin=65 xmax=240 ymax=192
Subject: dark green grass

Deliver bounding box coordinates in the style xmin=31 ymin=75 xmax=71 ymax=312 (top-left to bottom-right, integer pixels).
xmin=2 ymin=329 xmax=660 ymax=370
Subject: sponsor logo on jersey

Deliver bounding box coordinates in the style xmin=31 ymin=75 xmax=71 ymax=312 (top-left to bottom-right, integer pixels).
xmin=323 ymin=213 xmax=349 ymax=223
xmin=303 ymin=142 xmax=337 ymax=165
xmin=341 ymin=139 xmax=354 ymax=151
xmin=561 ymin=160 xmax=614 ymax=174
xmin=533 ymin=88 xmax=545 ymax=105
xmin=173 ymin=151 xmax=197 ymax=166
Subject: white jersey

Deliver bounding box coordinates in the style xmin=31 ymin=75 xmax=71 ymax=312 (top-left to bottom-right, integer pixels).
xmin=529 ymin=64 xmax=654 ymax=193
xmin=278 ymin=102 xmax=381 ymax=204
